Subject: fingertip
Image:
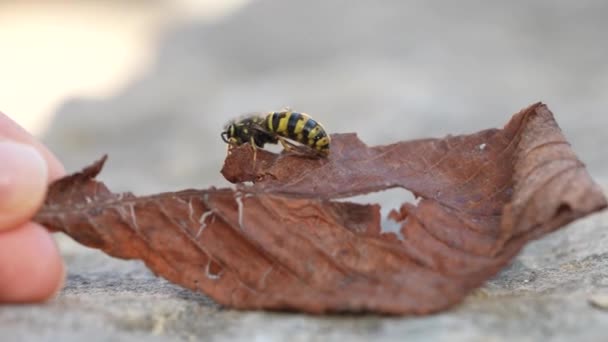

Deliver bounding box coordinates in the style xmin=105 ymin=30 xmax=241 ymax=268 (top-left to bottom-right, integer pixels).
xmin=0 ymin=223 xmax=65 ymax=302
xmin=0 ymin=141 xmax=49 ymax=229
xmin=0 ymin=111 xmax=65 ymax=182
xmin=44 ymin=153 xmax=65 ymax=182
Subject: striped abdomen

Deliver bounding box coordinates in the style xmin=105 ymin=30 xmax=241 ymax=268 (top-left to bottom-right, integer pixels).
xmin=265 ymin=111 xmax=330 ymax=155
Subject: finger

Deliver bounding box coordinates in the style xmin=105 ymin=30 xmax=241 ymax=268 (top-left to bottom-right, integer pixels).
xmin=0 ymin=112 xmax=65 ymax=181
xmin=0 ymin=141 xmax=50 ymax=229
xmin=0 ymin=222 xmax=65 ymax=302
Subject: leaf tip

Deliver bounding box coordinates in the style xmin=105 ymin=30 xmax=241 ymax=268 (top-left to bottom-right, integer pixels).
xmin=85 ymin=154 xmax=108 ymax=178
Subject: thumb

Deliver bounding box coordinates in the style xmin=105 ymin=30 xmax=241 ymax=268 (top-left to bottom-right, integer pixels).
xmin=0 ymin=140 xmax=48 ymax=230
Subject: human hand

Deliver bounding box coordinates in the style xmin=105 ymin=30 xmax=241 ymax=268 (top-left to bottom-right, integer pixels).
xmin=0 ymin=112 xmax=65 ymax=302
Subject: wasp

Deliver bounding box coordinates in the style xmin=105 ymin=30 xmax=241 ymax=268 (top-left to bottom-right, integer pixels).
xmin=221 ymin=110 xmax=330 ymax=159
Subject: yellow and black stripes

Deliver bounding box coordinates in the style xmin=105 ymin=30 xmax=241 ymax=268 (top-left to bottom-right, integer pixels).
xmin=265 ymin=111 xmax=330 ymax=155
xmin=221 ymin=110 xmax=330 ymax=157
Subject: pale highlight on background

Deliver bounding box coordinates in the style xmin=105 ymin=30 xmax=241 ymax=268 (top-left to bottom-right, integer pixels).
xmin=0 ymin=0 xmax=249 ymax=136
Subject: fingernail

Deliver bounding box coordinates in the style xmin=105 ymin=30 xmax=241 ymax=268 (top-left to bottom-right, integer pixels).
xmin=0 ymin=141 xmax=48 ymax=228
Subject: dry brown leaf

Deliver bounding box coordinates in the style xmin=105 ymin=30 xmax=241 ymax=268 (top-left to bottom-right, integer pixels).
xmin=35 ymin=102 xmax=606 ymax=314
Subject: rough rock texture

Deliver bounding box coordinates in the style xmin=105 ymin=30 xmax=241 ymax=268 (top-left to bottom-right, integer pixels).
xmin=2 ymin=0 xmax=608 ymax=341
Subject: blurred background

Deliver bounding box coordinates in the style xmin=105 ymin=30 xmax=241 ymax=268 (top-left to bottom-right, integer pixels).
xmin=2 ymin=1 xmax=608 ymax=340
xmin=2 ymin=0 xmax=607 ymax=195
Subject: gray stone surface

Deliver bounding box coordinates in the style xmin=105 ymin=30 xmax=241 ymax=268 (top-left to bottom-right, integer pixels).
xmin=2 ymin=0 xmax=607 ymax=341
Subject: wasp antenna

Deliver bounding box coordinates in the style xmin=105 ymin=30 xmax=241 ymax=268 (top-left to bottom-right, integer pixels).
xmin=220 ymin=131 xmax=230 ymax=143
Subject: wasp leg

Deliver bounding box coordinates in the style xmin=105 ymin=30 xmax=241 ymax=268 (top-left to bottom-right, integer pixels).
xmin=249 ymin=137 xmax=258 ymax=165
xmin=277 ymin=136 xmax=320 ymax=158
xmin=277 ymin=136 xmax=297 ymax=152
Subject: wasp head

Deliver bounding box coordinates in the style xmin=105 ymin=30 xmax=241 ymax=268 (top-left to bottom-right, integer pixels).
xmin=221 ymin=121 xmax=251 ymax=146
